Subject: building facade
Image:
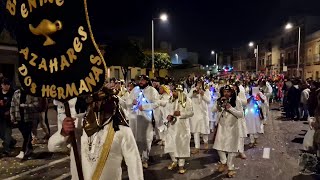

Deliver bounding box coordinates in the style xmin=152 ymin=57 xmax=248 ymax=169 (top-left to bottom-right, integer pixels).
xmin=0 ymin=29 xmax=19 ymax=86
xmin=232 ymin=16 xmax=320 ymax=79
xmin=304 ymin=30 xmax=320 ymax=80
xmin=171 ymin=48 xmax=199 ymax=65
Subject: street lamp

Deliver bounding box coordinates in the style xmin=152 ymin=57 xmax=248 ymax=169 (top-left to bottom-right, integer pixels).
xmin=211 ymin=50 xmax=218 ymax=68
xmin=249 ymin=41 xmax=259 ymax=74
xmin=285 ymin=23 xmax=301 ymax=77
xmin=152 ymin=13 xmax=168 ymax=75
xmin=175 ymin=54 xmax=179 ymax=64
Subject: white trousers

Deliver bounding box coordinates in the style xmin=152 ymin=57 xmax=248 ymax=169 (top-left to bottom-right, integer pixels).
xmin=217 ymin=151 xmax=236 ymax=170
xmin=194 ymin=133 xmax=209 ymax=149
xmin=130 ymin=115 xmax=154 ymax=162
xmin=239 ymin=137 xmax=245 ymax=153
xmin=249 ymin=134 xmax=259 ymax=143
xmin=169 ymin=153 xmax=186 ymax=167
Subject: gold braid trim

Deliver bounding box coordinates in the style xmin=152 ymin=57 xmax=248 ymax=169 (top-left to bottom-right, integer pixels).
xmin=84 ymin=0 xmax=108 ymax=88
xmin=92 ymin=122 xmax=115 ymax=180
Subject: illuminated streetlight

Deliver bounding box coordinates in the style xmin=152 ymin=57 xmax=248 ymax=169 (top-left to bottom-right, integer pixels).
xmin=152 ymin=13 xmax=169 ymax=74
xmin=284 ymin=22 xmax=301 ymax=77
xmin=285 ymin=23 xmax=293 ymax=30
xmin=249 ymin=41 xmax=259 ymax=74
xmin=175 ymin=54 xmax=179 ymax=64
xmin=211 ymin=50 xmax=215 ymax=55
xmin=160 ymin=13 xmax=168 ymax=22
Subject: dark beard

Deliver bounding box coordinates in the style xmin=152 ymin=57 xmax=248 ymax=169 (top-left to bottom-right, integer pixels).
xmin=139 ymin=84 xmax=148 ymax=89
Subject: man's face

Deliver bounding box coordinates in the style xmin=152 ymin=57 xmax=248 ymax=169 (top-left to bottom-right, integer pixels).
xmin=128 ymin=84 xmax=134 ymax=91
xmin=196 ymin=82 xmax=202 ymax=88
xmin=1 ymin=83 xmax=10 ymax=91
xmin=159 ymin=86 xmax=165 ymax=94
xmin=223 ymin=89 xmax=232 ymax=98
xmin=110 ymin=81 xmax=115 ymax=88
xmin=139 ymin=79 xmax=147 ymax=87
xmin=115 ymin=83 xmax=121 ymax=89
xmin=152 ymin=82 xmax=159 ymax=88
xmin=172 ymin=90 xmax=178 ymax=98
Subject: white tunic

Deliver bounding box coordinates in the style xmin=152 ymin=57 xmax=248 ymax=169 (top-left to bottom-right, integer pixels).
xmin=245 ymin=98 xmax=263 ymax=134
xmin=49 ymin=98 xmax=84 ymax=180
xmin=48 ymin=117 xmax=143 ymax=180
xmin=237 ymin=85 xmax=248 ymax=137
xmin=164 ymin=96 xmax=194 ymax=157
xmin=155 ymin=93 xmax=171 ymax=139
xmin=81 ymin=124 xmax=143 ymax=180
xmin=212 ymin=99 xmax=244 ymax=153
xmin=53 ymin=98 xmax=78 ymax=131
xmin=126 ymin=86 xmax=159 ymax=154
xmin=119 ymin=91 xmax=130 ymax=118
xmin=188 ymin=88 xmax=211 ymax=134
xmin=154 ymin=93 xmax=171 ymax=130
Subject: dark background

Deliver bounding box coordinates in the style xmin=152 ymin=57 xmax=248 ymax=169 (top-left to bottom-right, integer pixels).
xmin=87 ymin=0 xmax=320 ymax=62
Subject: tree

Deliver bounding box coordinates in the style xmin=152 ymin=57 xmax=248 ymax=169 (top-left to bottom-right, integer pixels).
xmin=105 ymin=40 xmax=146 ymax=80
xmin=142 ymin=51 xmax=172 ymax=76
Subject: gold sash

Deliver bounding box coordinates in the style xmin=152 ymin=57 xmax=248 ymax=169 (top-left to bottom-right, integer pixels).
xmin=92 ymin=122 xmax=115 ymax=180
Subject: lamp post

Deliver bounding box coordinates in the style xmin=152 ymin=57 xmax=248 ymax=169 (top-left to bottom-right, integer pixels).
xmin=211 ymin=50 xmax=218 ymax=68
xmin=175 ymin=54 xmax=179 ymax=64
xmin=285 ymin=23 xmax=301 ymax=77
xmin=249 ymin=42 xmax=259 ymax=74
xmin=152 ymin=13 xmax=168 ymax=75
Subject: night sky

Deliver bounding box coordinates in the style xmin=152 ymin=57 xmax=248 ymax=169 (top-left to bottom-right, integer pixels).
xmin=2 ymin=0 xmax=320 ymax=64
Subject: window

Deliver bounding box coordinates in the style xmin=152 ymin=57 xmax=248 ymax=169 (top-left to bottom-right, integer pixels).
xmin=137 ymin=69 xmax=141 ymax=76
xmin=267 ymin=55 xmax=272 ymax=66
xmin=114 ymin=68 xmax=120 ymax=79
xmin=293 ymin=51 xmax=297 ymax=61
xmin=307 ymin=48 xmax=312 ymax=63
xmin=287 ymin=52 xmax=292 ymax=64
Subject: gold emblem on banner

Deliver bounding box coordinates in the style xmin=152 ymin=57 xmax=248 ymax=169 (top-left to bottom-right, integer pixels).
xmin=29 ymin=19 xmax=63 ymax=46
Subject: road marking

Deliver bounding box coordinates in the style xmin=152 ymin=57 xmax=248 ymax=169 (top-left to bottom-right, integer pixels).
xmin=263 ymin=147 xmax=271 ymax=159
xmin=52 ymin=173 xmax=71 ymax=180
xmin=4 ymin=157 xmax=69 ymax=180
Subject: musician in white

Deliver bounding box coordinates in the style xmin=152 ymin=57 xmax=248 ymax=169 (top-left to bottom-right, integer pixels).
xmin=154 ymin=85 xmax=171 ymax=144
xmin=188 ymin=78 xmax=211 ymax=154
xmin=126 ymin=75 xmax=160 ymax=168
xmin=48 ymin=88 xmax=143 ymax=180
xmin=164 ymin=84 xmax=194 ymax=174
xmin=234 ymin=81 xmax=248 ymax=159
xmin=212 ymin=85 xmax=244 ymax=178
xmin=259 ymin=80 xmax=272 ymax=123
xmin=119 ymin=81 xmax=137 ymax=118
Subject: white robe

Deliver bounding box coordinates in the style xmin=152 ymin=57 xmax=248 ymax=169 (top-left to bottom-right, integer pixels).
xmin=164 ymin=96 xmax=194 ymax=157
xmin=212 ymin=99 xmax=244 ymax=153
xmin=245 ymin=98 xmax=263 ymax=134
xmin=119 ymin=91 xmax=130 ymax=118
xmin=126 ymin=86 xmax=159 ymax=157
xmin=48 ymin=98 xmax=83 ymax=180
xmin=261 ymin=83 xmax=272 ymax=120
xmin=48 ymin=106 xmax=143 ymax=180
xmin=154 ymin=93 xmax=171 ymax=139
xmin=188 ymin=88 xmax=211 ymax=134
xmin=237 ymin=85 xmax=248 ymax=137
